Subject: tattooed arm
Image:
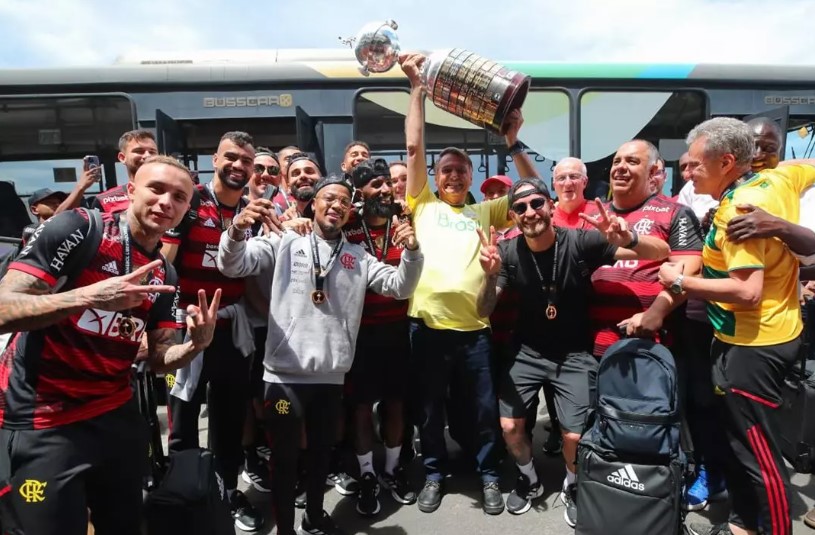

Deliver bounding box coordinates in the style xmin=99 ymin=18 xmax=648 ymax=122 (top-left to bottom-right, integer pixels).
xmin=145 ymin=288 xmax=221 ymax=373
xmin=0 ymin=271 xmax=93 ymax=333
xmin=0 ymin=260 xmax=176 ymax=334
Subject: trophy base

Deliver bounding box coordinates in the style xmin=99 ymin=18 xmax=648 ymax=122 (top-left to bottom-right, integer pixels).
xmin=495 ymin=73 xmax=531 ymax=135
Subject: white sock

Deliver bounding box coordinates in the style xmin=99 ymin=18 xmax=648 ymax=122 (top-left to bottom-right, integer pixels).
xmin=357 ymin=452 xmax=374 ymax=476
xmin=518 ymin=460 xmax=538 ymax=485
xmin=384 ymin=446 xmax=401 ymax=475
xmin=563 ymin=468 xmax=576 ymax=490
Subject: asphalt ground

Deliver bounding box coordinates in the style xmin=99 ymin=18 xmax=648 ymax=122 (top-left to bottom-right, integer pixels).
xmin=153 ymin=403 xmax=815 ymax=535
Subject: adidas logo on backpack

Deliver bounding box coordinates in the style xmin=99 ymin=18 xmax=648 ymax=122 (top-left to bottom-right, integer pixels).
xmin=606 ymin=464 xmax=645 ymax=491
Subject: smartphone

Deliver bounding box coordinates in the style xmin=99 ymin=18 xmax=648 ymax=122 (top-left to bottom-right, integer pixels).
xmin=83 ymin=155 xmax=100 ymax=171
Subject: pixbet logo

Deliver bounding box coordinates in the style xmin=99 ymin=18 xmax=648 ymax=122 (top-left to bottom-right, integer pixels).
xmin=76 ymin=309 xmax=146 ymax=341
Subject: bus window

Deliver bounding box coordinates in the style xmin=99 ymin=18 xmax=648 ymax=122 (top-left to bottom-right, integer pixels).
xmin=579 ymin=90 xmax=706 ymax=197
xmin=353 ymin=89 xmax=570 ymax=198
xmin=0 ymin=94 xmax=134 ymax=192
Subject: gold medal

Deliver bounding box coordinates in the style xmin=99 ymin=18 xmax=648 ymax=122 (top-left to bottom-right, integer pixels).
xmin=120 ymin=316 xmax=137 ymax=338
xmin=311 ymin=290 xmax=326 ymax=305
xmin=545 ymin=304 xmax=557 ymax=320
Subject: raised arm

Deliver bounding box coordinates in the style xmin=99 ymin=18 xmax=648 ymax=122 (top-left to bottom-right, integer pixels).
xmin=145 ymin=288 xmax=221 ymax=374
xmin=56 ymin=168 xmax=100 ymax=215
xmin=727 ymin=204 xmax=815 ymax=257
xmin=504 ymin=109 xmax=538 ymax=180
xmin=475 ymin=226 xmax=503 ymax=317
xmin=217 ymin=198 xmax=281 ymax=278
xmin=399 ymin=53 xmax=429 ymax=199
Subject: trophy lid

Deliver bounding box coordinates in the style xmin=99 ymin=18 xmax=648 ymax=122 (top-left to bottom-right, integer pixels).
xmin=353 ymin=20 xmax=401 ymax=75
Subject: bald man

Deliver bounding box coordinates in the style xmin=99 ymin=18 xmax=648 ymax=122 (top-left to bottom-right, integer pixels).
xmin=551 ymin=158 xmax=589 ymax=229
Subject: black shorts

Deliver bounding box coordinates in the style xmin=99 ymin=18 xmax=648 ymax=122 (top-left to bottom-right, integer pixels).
xmin=0 ymin=401 xmax=146 ymax=535
xmin=344 ymin=321 xmax=410 ymax=405
xmin=250 ymin=326 xmax=268 ymax=398
xmin=498 ymin=348 xmax=597 ymax=434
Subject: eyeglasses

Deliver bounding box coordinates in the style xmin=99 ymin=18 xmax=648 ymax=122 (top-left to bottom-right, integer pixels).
xmin=317 ymin=194 xmax=353 ymax=210
xmin=553 ymin=173 xmax=586 ymax=183
xmin=254 ymin=164 xmax=280 ymax=175
xmin=510 ymin=197 xmax=548 ymax=215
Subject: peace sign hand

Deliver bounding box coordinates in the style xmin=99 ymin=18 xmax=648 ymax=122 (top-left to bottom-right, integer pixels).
xmin=82 ymin=259 xmax=176 ymax=312
xmin=186 ymin=288 xmax=222 ymax=352
xmin=476 ymin=225 xmax=502 ymax=276
xmin=579 ymin=198 xmax=635 ymax=247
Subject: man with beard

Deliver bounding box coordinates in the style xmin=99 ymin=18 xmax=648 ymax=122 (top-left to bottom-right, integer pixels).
xmin=0 ymin=155 xmax=220 ymax=535
xmin=90 ymin=130 xmax=159 ymax=213
xmin=399 ymin=52 xmax=538 ymax=515
xmin=477 ymin=179 xmax=669 ymax=524
xmin=340 ymin=141 xmax=370 ymax=175
xmin=341 ymin=159 xmax=417 ymax=516
xmin=217 ymin=174 xmax=423 ymax=535
xmin=248 ymin=148 xmax=282 ymax=204
xmin=161 ymin=131 xmax=264 ymax=532
xmin=280 ymin=152 xmax=322 ymax=221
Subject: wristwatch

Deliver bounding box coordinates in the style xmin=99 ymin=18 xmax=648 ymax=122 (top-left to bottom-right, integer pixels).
xmin=507 ymin=141 xmax=524 ymax=156
xmin=669 ymin=274 xmax=685 ymax=295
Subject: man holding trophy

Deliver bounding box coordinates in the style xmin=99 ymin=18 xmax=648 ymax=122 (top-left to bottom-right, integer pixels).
xmin=396 ymin=48 xmax=538 ymax=515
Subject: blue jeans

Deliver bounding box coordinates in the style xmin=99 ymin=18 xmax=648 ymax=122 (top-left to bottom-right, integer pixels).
xmin=409 ymin=319 xmax=500 ymax=483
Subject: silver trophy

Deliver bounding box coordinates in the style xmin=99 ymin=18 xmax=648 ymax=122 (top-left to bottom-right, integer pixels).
xmin=349 ymin=20 xmax=530 ymax=134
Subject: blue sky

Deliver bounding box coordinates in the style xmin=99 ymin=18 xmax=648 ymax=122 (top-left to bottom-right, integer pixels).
xmin=2 ymin=0 xmax=815 ymax=67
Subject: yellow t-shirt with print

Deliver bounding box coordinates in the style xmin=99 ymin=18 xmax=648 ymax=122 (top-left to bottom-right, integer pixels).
xmin=703 ymin=164 xmax=815 ymax=346
xmin=407 ymin=182 xmax=511 ymax=331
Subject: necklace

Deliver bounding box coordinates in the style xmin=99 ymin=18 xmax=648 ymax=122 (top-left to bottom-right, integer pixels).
xmin=360 ymin=218 xmax=391 ymax=261
xmin=309 ymin=233 xmax=344 ymax=305
xmin=206 ymin=182 xmax=245 ymax=230
xmin=528 ymin=234 xmax=559 ymax=320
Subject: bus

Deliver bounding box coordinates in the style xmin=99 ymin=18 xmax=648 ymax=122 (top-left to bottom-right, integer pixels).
xmin=1 ymin=48 xmax=814 ymax=216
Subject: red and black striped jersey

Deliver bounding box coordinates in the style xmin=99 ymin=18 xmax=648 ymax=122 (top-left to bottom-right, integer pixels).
xmin=90 ymin=184 xmax=130 ymax=214
xmin=162 ymin=184 xmax=249 ymax=324
xmin=584 ymin=194 xmax=703 ymax=357
xmin=343 ymin=213 xmax=408 ymax=325
xmin=0 ymin=210 xmax=177 ymax=429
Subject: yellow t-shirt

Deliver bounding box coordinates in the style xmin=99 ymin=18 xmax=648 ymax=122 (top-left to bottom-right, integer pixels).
xmin=703 ymin=164 xmax=815 ymax=345
xmin=407 ymin=183 xmax=511 ymax=331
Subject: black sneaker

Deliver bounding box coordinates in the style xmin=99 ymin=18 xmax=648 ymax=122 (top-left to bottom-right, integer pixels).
xmin=325 ymin=472 xmax=358 ymax=496
xmin=482 ymin=481 xmax=504 ymax=515
xmin=687 ymin=523 xmax=734 ymax=535
xmin=506 ymin=473 xmax=543 ymax=515
xmin=417 ymin=479 xmax=443 ymax=513
xmin=542 ymin=432 xmax=563 ymax=456
xmin=298 ymin=510 xmax=346 ymax=535
xmin=355 ymin=472 xmax=381 ymax=517
xmin=255 ymin=444 xmax=271 ymax=462
xmin=230 ymin=489 xmax=264 ymax=532
xmin=294 ymin=477 xmax=307 ymax=509
xmin=559 ymin=484 xmax=577 ymax=528
xmin=241 ymin=459 xmax=271 ymax=493
xmin=379 ymin=466 xmax=417 ymax=505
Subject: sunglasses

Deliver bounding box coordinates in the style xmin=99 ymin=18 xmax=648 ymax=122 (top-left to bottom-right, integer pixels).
xmin=254 ymin=164 xmax=280 ymax=175
xmin=510 ymin=197 xmax=548 ymax=215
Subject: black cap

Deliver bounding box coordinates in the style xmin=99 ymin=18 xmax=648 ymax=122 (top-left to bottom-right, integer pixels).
xmin=509 ymin=178 xmax=551 ymax=204
xmin=28 ymin=188 xmax=68 ymax=208
xmin=314 ymin=174 xmax=354 ymax=197
xmin=351 ymin=158 xmax=391 ymax=189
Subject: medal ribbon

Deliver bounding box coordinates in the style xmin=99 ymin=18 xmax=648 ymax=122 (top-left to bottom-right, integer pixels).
xmin=310 ymin=233 xmax=344 ymax=298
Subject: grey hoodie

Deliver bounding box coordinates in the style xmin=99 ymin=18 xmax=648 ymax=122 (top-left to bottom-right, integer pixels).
xmin=217 ymin=230 xmax=423 ymax=385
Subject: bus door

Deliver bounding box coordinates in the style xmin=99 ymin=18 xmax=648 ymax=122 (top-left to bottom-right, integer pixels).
xmin=156 ymin=109 xmax=192 ymax=167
